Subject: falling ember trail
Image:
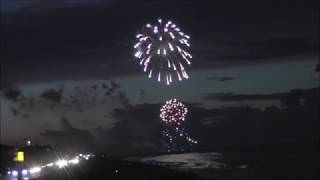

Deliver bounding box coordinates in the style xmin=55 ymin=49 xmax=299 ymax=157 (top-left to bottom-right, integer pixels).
xmin=160 ymin=99 xmax=198 ymax=152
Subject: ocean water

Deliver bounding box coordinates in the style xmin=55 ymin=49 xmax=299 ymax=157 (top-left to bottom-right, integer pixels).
xmin=127 ymin=152 xmax=249 ymax=179
xmin=133 ymin=152 xmax=226 ymax=170
xmin=126 ymin=149 xmax=318 ymax=180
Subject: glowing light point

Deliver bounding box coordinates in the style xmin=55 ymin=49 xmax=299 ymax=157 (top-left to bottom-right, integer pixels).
xmin=29 ymin=167 xmax=41 ymax=174
xmin=56 ymin=160 xmax=68 ymax=168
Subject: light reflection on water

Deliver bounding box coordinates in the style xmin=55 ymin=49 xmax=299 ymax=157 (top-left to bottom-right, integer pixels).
xmin=128 ymin=152 xmax=227 ymax=170
xmin=127 ymin=152 xmax=250 ymax=179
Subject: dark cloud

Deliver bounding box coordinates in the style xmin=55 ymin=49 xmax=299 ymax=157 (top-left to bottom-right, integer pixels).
xmin=195 ymin=37 xmax=317 ymax=64
xmin=41 ymin=117 xmax=95 ymax=152
xmin=116 ymin=91 xmax=130 ymax=108
xmin=212 ymin=92 xmax=317 ymax=147
xmin=204 ymin=92 xmax=283 ymax=101
xmin=2 ymin=86 xmax=24 ymax=101
xmin=2 ymin=0 xmax=107 ymax=14
xmin=41 ymin=88 xmax=63 ymax=103
xmin=203 ymin=88 xmax=318 ymax=103
xmin=110 ymin=80 xmax=120 ymax=89
xmin=104 ymin=104 xmax=165 ymax=155
xmin=11 ymin=107 xmax=19 ymax=116
xmin=91 ymin=84 xmax=98 ymax=91
xmin=21 ymin=114 xmax=31 ymax=119
xmin=3 ymin=80 xmax=127 ymax=120
xmin=95 ymin=86 xmax=318 ymax=154
xmin=220 ymin=38 xmax=317 ymax=60
xmin=60 ymin=116 xmax=72 ymax=129
xmin=206 ymin=76 xmax=237 ymax=82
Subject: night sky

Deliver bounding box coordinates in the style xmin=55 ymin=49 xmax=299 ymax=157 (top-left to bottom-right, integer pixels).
xmin=1 ymin=0 xmax=319 ymax=154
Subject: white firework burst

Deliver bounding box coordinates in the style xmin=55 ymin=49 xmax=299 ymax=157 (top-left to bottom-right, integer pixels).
xmin=134 ymin=19 xmax=192 ymax=85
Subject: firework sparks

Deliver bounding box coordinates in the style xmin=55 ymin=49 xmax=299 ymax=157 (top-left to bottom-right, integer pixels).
xmin=160 ymin=98 xmax=188 ymax=125
xmin=134 ymin=19 xmax=192 ymax=85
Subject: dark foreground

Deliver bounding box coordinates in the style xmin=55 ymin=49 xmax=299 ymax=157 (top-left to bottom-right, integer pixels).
xmin=35 ymin=147 xmax=318 ymax=180
xmin=2 ymin=143 xmax=317 ymax=180
xmin=36 ymin=158 xmax=202 ymax=180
